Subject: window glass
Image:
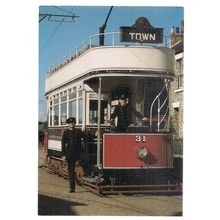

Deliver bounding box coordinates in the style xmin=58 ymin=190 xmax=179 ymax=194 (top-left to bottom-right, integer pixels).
xmin=61 ymin=96 xmax=67 ymax=102
xmin=176 ymin=59 xmax=183 ymax=74
xmin=60 ymin=102 xmax=67 ymax=125
xmin=69 ymin=92 xmax=76 ymax=100
xmin=178 ymin=73 xmax=183 ymax=89
xmin=49 ymin=107 xmax=52 ymax=126
xmin=78 ymin=98 xmax=83 ymax=124
xmin=54 ymin=98 xmax=59 ymax=104
xmin=78 ymin=90 xmax=83 ymax=97
xmin=69 ymin=100 xmax=76 ymax=118
xmin=176 ymin=59 xmax=183 ymax=90
xmin=54 ymin=105 xmax=59 ymax=125
xmin=89 ymin=100 xmax=98 ymax=124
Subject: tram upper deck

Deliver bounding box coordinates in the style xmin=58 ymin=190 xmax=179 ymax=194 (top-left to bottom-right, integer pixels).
xmin=45 ymin=32 xmax=175 ymax=95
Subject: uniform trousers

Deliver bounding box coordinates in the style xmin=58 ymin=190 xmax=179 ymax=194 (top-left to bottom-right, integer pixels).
xmin=67 ymin=159 xmax=76 ymax=191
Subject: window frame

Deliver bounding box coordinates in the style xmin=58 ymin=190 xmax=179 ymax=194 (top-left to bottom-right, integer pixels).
xmin=175 ymin=57 xmax=184 ymax=91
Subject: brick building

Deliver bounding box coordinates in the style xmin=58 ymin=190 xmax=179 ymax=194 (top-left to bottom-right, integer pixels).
xmin=170 ymin=21 xmax=184 ymax=156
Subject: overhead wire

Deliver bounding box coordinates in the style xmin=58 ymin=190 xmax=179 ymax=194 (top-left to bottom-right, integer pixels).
xmin=40 ymin=19 xmax=64 ymax=53
xmin=52 ymin=6 xmax=76 ymax=15
xmin=39 ymin=7 xmax=76 ymax=53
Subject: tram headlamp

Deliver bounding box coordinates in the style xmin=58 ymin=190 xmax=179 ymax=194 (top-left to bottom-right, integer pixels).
xmin=137 ymin=147 xmax=148 ymax=158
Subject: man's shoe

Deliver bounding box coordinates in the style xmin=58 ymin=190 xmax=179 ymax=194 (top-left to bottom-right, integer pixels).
xmin=69 ymin=189 xmax=75 ymax=193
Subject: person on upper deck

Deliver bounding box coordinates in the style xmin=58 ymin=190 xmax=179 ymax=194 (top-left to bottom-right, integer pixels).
xmin=109 ymin=94 xmax=148 ymax=132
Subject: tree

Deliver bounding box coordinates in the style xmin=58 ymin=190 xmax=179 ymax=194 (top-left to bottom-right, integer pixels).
xmin=38 ymin=121 xmax=48 ymax=146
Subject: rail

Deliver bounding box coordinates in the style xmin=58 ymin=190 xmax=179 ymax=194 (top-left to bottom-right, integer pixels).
xmin=149 ymin=80 xmax=170 ymax=132
xmin=46 ymin=32 xmax=170 ymax=77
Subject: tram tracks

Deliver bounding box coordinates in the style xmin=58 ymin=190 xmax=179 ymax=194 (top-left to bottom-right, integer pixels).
xmin=68 ymin=194 xmax=158 ymax=216
xmin=66 ymin=192 xmax=181 ymax=216
xmin=39 ymin=165 xmax=182 ymax=215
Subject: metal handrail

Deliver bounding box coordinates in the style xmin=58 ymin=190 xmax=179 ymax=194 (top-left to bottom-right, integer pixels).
xmin=47 ymin=32 xmax=120 ymax=77
xmin=46 ymin=32 xmax=170 ymax=77
xmin=149 ymin=81 xmax=169 ymax=132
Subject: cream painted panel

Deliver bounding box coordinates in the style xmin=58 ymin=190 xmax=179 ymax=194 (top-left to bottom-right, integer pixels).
xmin=48 ymin=139 xmax=61 ymax=151
xmin=45 ymin=46 xmax=175 ymax=93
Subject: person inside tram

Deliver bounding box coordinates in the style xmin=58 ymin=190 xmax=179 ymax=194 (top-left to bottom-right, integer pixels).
xmin=109 ymin=94 xmax=148 ymax=132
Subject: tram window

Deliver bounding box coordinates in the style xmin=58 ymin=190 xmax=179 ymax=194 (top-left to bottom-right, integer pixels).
xmin=78 ymin=98 xmax=83 ymax=124
xmin=69 ymin=92 xmax=76 ymax=100
xmin=61 ymin=96 xmax=67 ymax=102
xmin=49 ymin=107 xmax=52 ymax=126
xmin=54 ymin=98 xmax=59 ymax=105
xmin=78 ymin=90 xmax=83 ymax=97
xmin=60 ymin=95 xmax=67 ymax=125
xmin=69 ymin=100 xmax=76 ymax=118
xmin=89 ymin=100 xmax=108 ymax=124
xmin=89 ymin=100 xmax=98 ymax=124
xmin=54 ymin=105 xmax=59 ymax=125
xmin=60 ymin=102 xmax=67 ymax=125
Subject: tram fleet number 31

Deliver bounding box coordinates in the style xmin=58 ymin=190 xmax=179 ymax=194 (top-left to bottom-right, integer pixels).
xmin=135 ymin=135 xmax=146 ymax=143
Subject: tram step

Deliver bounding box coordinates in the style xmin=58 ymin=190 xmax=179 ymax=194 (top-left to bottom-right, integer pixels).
xmin=82 ymin=177 xmax=97 ymax=184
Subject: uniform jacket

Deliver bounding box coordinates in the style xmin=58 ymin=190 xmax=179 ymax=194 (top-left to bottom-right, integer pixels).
xmin=110 ymin=104 xmax=143 ymax=131
xmin=61 ymin=128 xmax=86 ymax=161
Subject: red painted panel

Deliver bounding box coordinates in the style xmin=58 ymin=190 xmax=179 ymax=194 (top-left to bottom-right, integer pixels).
xmin=103 ymin=133 xmax=172 ymax=168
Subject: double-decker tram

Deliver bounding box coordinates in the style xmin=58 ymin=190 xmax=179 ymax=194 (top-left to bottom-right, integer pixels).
xmin=44 ymin=21 xmax=182 ymax=195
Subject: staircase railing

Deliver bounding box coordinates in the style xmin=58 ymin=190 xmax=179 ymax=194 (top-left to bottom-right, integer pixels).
xmin=150 ymin=81 xmax=169 ymax=132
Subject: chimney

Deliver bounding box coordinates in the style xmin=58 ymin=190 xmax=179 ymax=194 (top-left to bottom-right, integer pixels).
xmin=176 ymin=27 xmax=179 ymax=34
xmin=170 ymin=26 xmax=175 ymax=34
xmin=181 ymin=20 xmax=184 ymax=33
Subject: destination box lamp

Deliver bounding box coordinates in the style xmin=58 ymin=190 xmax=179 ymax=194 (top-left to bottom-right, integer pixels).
xmin=120 ymin=17 xmax=163 ymax=44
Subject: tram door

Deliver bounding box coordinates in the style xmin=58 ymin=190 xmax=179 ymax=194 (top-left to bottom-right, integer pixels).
xmin=86 ymin=93 xmax=109 ymax=166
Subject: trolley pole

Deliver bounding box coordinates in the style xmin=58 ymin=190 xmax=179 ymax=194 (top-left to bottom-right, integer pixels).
xmin=97 ymin=77 xmax=102 ymax=165
xmin=99 ymin=6 xmax=113 ymax=46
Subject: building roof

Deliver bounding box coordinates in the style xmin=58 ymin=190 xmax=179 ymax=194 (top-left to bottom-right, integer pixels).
xmin=171 ymin=41 xmax=183 ymax=54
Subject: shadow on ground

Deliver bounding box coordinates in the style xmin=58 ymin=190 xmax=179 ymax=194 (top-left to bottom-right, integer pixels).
xmin=172 ymin=211 xmax=182 ymax=216
xmin=38 ymin=194 xmax=86 ymax=215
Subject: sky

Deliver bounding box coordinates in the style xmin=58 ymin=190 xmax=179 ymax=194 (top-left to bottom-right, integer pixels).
xmin=39 ymin=6 xmax=184 ymax=121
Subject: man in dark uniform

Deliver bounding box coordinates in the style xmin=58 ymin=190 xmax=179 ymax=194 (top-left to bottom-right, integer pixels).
xmin=109 ymin=94 xmax=148 ymax=132
xmin=61 ymin=117 xmax=91 ymax=193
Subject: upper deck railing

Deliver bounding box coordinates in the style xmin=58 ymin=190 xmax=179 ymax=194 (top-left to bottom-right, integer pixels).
xmin=46 ymin=32 xmax=170 ymax=77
